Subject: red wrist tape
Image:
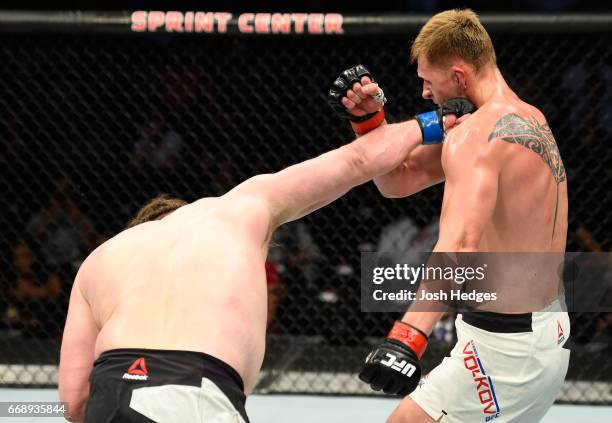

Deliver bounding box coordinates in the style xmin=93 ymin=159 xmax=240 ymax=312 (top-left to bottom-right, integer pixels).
xmin=350 ymin=108 xmax=385 ymax=135
xmin=387 ymin=321 xmax=428 ymax=359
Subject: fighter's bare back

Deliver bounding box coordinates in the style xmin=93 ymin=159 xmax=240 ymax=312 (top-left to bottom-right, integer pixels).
xmin=80 ymin=196 xmax=271 ymax=392
xmin=437 ymin=75 xmax=568 ymax=312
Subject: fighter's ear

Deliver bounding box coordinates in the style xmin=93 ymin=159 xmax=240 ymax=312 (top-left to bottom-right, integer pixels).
xmin=450 ymin=65 xmax=468 ymax=90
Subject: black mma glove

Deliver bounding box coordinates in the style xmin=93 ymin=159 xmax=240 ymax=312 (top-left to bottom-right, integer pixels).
xmin=359 ymin=321 xmax=428 ymax=396
xmin=327 ymin=64 xmax=387 ymax=134
xmin=415 ymin=98 xmax=475 ymax=144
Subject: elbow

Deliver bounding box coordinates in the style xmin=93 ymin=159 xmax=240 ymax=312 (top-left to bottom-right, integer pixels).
xmin=438 ymin=229 xmax=481 ymax=253
xmin=374 ymin=181 xmax=406 ymax=198
xmin=65 ymin=412 xmax=84 ymax=423
xmin=62 ymin=399 xmax=86 ymax=423
xmin=59 ymin=387 xmax=88 ymax=422
xmin=454 ymin=233 xmax=481 ymax=252
xmin=373 ymin=162 xmax=419 ymax=199
xmin=456 ymin=242 xmax=480 ymax=253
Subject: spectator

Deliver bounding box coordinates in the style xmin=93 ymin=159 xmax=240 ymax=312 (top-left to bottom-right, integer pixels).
xmin=27 ymin=175 xmax=97 ymax=271
xmin=132 ymin=112 xmax=184 ymax=170
xmin=3 ymin=242 xmax=64 ymax=338
xmin=572 ymin=225 xmax=612 ymax=348
xmin=377 ymin=216 xmax=439 ymax=263
xmin=268 ymin=220 xmax=322 ymax=288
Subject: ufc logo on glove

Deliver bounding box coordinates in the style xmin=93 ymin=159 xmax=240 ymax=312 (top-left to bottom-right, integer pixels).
xmin=380 ymin=353 xmax=418 ymax=376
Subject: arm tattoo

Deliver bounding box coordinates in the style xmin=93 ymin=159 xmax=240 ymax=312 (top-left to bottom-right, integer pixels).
xmin=488 ymin=113 xmax=566 ymax=184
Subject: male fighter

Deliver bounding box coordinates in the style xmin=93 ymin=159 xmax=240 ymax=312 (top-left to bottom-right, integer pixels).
xmin=328 ymin=8 xmax=570 ymax=423
xmin=57 ymin=97 xmax=471 ymax=421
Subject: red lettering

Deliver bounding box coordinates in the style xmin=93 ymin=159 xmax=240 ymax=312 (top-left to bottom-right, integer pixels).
xmin=271 ymin=13 xmax=291 ymax=33
xmin=165 ymin=11 xmax=183 ymax=32
xmin=238 ymin=13 xmax=254 ymax=33
xmin=462 ymin=341 xmax=473 ymax=355
xmin=483 ymin=401 xmax=497 ymax=414
xmin=479 ymin=389 xmax=492 ymax=404
xmin=463 ymin=355 xmax=478 ymax=370
xmin=292 ymin=13 xmax=308 ymax=34
xmin=474 ymin=376 xmax=489 ymax=391
xmin=194 ymin=12 xmax=214 ymax=33
xmin=184 ymin=12 xmax=194 ymax=32
xmin=131 ymin=11 xmax=147 ymax=32
xmin=215 ymin=12 xmax=231 ymax=33
xmin=148 ymin=11 xmax=165 ymax=32
xmin=308 ymin=13 xmax=324 ymax=34
xmin=255 ymin=13 xmax=271 ymax=33
xmin=324 ymin=13 xmax=344 ymax=34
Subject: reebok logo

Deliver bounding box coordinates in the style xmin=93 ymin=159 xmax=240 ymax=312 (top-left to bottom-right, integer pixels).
xmin=557 ymin=320 xmax=565 ymax=344
xmin=122 ymin=357 xmax=149 ymax=381
xmin=380 ymin=353 xmax=417 ymax=376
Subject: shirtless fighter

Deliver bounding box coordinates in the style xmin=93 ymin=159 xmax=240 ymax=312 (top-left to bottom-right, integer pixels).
xmin=328 ymin=9 xmax=570 ymax=423
xmin=57 ymin=96 xmax=472 ymax=421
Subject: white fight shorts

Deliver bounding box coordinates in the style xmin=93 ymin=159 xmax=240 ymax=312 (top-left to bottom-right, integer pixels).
xmin=410 ymin=299 xmax=570 ymax=422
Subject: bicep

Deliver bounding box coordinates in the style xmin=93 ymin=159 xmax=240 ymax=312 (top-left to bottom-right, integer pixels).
xmin=399 ymin=144 xmax=445 ymax=195
xmin=374 ymin=137 xmax=444 ymax=198
xmin=59 ymin=274 xmax=99 ymax=417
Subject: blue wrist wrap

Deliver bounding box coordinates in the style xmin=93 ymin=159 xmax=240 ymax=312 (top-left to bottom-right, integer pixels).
xmin=415 ymin=111 xmax=444 ymax=145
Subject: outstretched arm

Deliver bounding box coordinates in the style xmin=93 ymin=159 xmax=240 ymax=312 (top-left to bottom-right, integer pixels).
xmin=228 ymin=120 xmax=423 ymax=229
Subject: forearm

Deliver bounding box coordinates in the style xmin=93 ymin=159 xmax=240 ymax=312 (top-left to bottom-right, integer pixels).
xmin=400 ymin=310 xmax=446 ymax=336
xmin=371 ymin=119 xmax=444 ymax=198
xmin=238 ymin=120 xmax=424 ymax=228
xmin=347 ymin=119 xmax=423 ymax=181
xmin=400 ymin=247 xmax=455 ymax=334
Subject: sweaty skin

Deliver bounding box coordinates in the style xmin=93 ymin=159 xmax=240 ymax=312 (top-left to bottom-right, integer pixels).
xmin=401 ymin=66 xmax=568 ymax=337
xmin=59 ymin=118 xmax=431 ymax=422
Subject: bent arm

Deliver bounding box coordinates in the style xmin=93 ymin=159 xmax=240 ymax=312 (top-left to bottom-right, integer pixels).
xmin=229 ymin=120 xmax=423 ymax=229
xmin=400 ymin=130 xmax=502 ymax=334
xmin=59 ymin=265 xmax=99 ymax=422
xmin=373 ymin=140 xmax=444 ymax=198
xmin=371 ymin=119 xmax=445 ymax=198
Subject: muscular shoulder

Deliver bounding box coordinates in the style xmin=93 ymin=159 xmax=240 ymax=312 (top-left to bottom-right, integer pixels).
xmin=482 ymin=101 xmax=565 ymax=183
xmin=442 ymin=108 xmax=505 ymax=172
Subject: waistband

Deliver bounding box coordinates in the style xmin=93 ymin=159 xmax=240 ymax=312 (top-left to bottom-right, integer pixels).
xmin=460 ymin=310 xmax=533 ymax=333
xmin=89 ymin=348 xmax=248 ymax=422
xmin=96 ymin=348 xmax=245 ymax=392
xmin=459 ymin=296 xmax=566 ymax=333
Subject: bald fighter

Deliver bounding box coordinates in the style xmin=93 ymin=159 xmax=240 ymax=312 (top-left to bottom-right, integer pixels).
xmin=57 ymin=97 xmax=471 ymax=421
xmin=328 ymin=8 xmax=569 ymax=423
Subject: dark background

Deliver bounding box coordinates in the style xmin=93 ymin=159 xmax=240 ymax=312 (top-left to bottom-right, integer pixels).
xmin=0 ymin=4 xmax=610 ymax=400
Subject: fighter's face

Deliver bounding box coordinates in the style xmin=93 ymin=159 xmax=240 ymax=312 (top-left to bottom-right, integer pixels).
xmin=417 ymin=55 xmax=463 ymax=107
